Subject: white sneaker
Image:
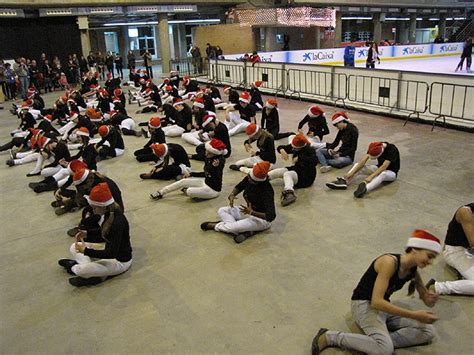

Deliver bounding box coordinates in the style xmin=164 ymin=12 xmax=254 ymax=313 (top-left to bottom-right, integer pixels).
xmin=320 ymin=165 xmax=332 ymax=173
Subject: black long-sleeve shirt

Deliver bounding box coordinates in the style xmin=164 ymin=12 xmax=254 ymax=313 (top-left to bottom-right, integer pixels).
xmin=45 ymin=142 xmax=71 ymax=168
xmin=184 ymin=79 xmax=199 ymax=93
xmin=166 ymin=143 xmax=191 ymax=167
xmin=234 ymin=176 xmax=276 ymax=222
xmin=236 ymin=103 xmax=256 ymax=122
xmin=250 ymin=87 xmax=263 ymax=108
xmin=260 ymin=108 xmax=281 ymax=138
xmin=276 ymin=144 xmax=317 ymax=188
xmin=69 ymin=143 xmax=98 ymax=171
xmin=203 ymin=94 xmax=216 ymax=112
xmin=244 ymin=131 xmax=276 ymax=164
xmin=210 ymin=122 xmax=231 ymax=157
xmin=37 ymin=120 xmax=59 ymax=137
xmin=144 ymin=128 xmax=166 ymax=147
xmin=297 ymin=114 xmax=329 ymax=141
xmin=190 ymin=155 xmax=225 ymax=191
xmin=175 ymin=104 xmax=193 ymax=131
xmin=326 ymin=122 xmax=359 ymax=161
xmin=97 ymin=127 xmax=125 ymax=150
xmin=20 ymin=113 xmax=36 ymax=130
xmin=84 ymin=210 xmax=132 ymax=262
xmin=228 ymin=89 xmax=239 ymax=105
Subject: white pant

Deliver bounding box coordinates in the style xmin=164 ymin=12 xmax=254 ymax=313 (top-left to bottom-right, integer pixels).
xmin=86 ymin=100 xmax=97 ymax=108
xmin=215 ymin=206 xmax=272 ymax=235
xmin=435 ymin=245 xmax=474 ymax=295
xmin=268 ymin=168 xmax=298 ymax=191
xmin=212 ymin=97 xmax=222 ymax=104
xmin=226 ymin=111 xmax=251 ymax=136
xmin=348 ymin=164 xmax=397 ymax=193
xmin=288 ymin=134 xmax=326 ymax=150
xmin=182 ymin=131 xmax=208 ymax=146
xmin=30 ymin=154 xmax=54 ymax=175
xmin=13 ymin=151 xmax=38 ymax=165
xmin=181 ymin=91 xmax=197 ymax=100
xmin=120 ymin=118 xmax=136 ymax=131
xmin=235 ymin=155 xmax=264 ymax=168
xmin=53 ymin=167 xmax=71 ymax=187
xmin=163 ymin=125 xmax=185 ymax=137
xmin=41 ymin=165 xmax=62 ymax=177
xmin=58 ymin=121 xmax=76 ymax=136
xmin=102 ymin=141 xmax=125 ymax=157
xmin=160 ymin=178 xmax=220 ymax=200
xmin=69 ymin=242 xmax=132 ymax=279
xmin=11 ymin=130 xmax=29 ymax=138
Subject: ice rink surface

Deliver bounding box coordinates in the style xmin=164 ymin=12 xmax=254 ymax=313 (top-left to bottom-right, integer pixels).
xmin=353 ymin=55 xmax=474 ymax=76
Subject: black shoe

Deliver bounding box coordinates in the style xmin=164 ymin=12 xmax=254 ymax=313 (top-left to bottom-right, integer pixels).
xmin=234 ymin=231 xmax=254 ymax=244
xmin=200 ymin=221 xmax=219 ymax=231
xmin=281 ymin=190 xmax=297 ymax=206
xmin=28 ymin=181 xmax=43 ymax=189
xmin=353 ymin=182 xmax=367 ymax=198
xmin=326 ymin=177 xmax=348 ymax=190
xmin=69 ymin=276 xmax=104 ymax=287
xmin=229 ymin=164 xmax=242 ymax=171
xmin=51 ymin=200 xmax=63 ymax=208
xmin=26 ymin=172 xmax=40 ymax=177
xmin=311 ymin=328 xmax=328 ymax=355
xmin=425 ymin=278 xmax=436 ymax=291
xmin=58 ymin=259 xmax=77 ymax=275
xmin=138 ymin=122 xmax=148 ymax=127
xmin=6 ymin=159 xmax=15 ymax=167
xmin=34 ymin=183 xmax=56 ymax=193
xmin=150 ymin=191 xmax=163 ymax=200
xmin=67 ymin=227 xmax=80 ymax=237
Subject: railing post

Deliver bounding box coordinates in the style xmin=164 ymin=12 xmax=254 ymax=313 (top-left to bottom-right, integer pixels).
xmin=243 ymin=60 xmax=247 ymax=88
xmin=395 ymin=71 xmax=402 ymax=111
xmin=329 ymin=66 xmax=335 ymax=100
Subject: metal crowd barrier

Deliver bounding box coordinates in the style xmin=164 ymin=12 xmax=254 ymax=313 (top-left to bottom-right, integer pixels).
xmin=347 ymin=75 xmax=429 ymax=123
xmin=287 ymin=68 xmax=347 ymax=106
xmin=170 ymin=58 xmax=208 ymax=77
xmin=246 ymin=63 xmax=287 ymax=96
xmin=428 ymin=82 xmax=474 ymax=130
xmin=204 ymin=60 xmax=472 ymax=130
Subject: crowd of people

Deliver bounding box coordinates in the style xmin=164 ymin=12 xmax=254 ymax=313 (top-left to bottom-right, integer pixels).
xmin=1 ymin=56 xmax=472 ymax=353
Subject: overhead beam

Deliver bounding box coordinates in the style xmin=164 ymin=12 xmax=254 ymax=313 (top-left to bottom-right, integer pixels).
xmin=0 ymin=0 xmax=247 ymax=8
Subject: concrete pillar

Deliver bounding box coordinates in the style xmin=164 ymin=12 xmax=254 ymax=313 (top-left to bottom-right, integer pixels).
xmin=335 ymin=11 xmax=342 ymax=47
xmin=409 ymin=13 xmax=417 ymax=44
xmin=77 ymin=16 xmax=91 ymax=58
xmin=315 ymin=26 xmax=321 ymax=49
xmin=373 ymin=13 xmax=382 ymax=44
xmin=178 ymin=24 xmax=188 ymax=58
xmin=439 ymin=13 xmax=447 ymax=39
xmin=264 ymin=27 xmax=277 ymax=52
xmin=158 ymin=13 xmax=171 ymax=74
xmin=118 ymin=26 xmax=129 ymax=58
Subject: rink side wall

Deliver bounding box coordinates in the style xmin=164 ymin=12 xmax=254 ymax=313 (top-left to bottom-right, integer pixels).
xmin=224 ymin=43 xmax=464 ymax=66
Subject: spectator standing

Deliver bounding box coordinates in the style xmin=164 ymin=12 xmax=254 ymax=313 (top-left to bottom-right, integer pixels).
xmin=4 ymin=63 xmax=16 ymax=99
xmin=79 ymin=55 xmax=89 ymax=76
xmin=87 ymin=52 xmax=96 ymax=71
xmin=115 ymin=53 xmax=124 ymax=79
xmin=96 ymin=52 xmax=105 ymax=80
xmin=42 ymin=59 xmax=53 ymax=93
xmin=105 ymin=51 xmax=114 ymax=78
xmin=127 ymin=50 xmax=136 ymax=70
xmin=142 ymin=50 xmax=153 ymax=78
xmin=29 ymin=60 xmax=41 ymax=93
xmin=14 ymin=58 xmax=29 ymax=99
xmin=0 ymin=59 xmax=7 ymax=100
xmin=190 ymin=45 xmax=202 ymax=74
xmin=216 ymin=46 xmax=223 ymax=58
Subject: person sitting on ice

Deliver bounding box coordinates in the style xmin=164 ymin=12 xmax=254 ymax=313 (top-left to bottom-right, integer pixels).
xmin=161 ymin=98 xmax=193 ymax=137
xmin=249 ymin=81 xmax=264 ymax=110
xmin=139 ymin=143 xmax=191 ymax=181
xmin=297 ymin=105 xmax=329 ymax=146
xmin=95 ymin=125 xmax=125 ymax=160
xmin=134 ymin=117 xmax=166 ymax=163
xmin=225 ymin=91 xmax=256 ymax=136
xmin=260 ymin=99 xmax=294 ymax=140
xmin=188 ymin=113 xmax=231 ymax=161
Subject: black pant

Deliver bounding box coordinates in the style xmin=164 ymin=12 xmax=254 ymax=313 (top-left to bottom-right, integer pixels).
xmin=1 ymin=82 xmax=8 ymax=99
xmin=134 ymin=147 xmax=157 ymax=162
xmin=116 ymin=66 xmax=123 ymax=78
xmin=107 ymin=66 xmax=114 ymax=77
xmin=145 ymin=65 xmax=153 ymax=78
xmin=151 ymin=164 xmax=182 ymax=180
xmin=366 ymin=60 xmax=375 ymax=69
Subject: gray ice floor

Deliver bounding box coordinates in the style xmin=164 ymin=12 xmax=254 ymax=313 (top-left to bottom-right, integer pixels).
xmin=0 ymin=90 xmax=473 ymax=354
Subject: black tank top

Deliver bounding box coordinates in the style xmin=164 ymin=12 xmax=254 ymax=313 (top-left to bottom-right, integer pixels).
xmin=351 ymin=254 xmax=417 ymax=301
xmin=445 ymin=203 xmax=474 ymax=248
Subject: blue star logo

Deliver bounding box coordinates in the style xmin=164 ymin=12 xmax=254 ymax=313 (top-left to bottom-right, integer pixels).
xmin=403 ymin=48 xmax=409 ymax=55
xmin=358 ymin=49 xmax=366 ymax=57
xmin=440 ymin=46 xmax=446 ymax=53
xmin=303 ymin=53 xmax=311 ymax=62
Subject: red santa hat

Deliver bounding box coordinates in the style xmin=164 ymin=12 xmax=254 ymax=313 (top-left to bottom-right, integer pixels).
xmin=106 ymin=72 xmax=112 ymax=79
xmin=163 ymin=78 xmax=170 ymax=84
xmin=193 ymin=97 xmax=205 ymax=108
xmin=109 ymin=110 xmax=119 ymax=117
xmin=38 ymin=136 xmax=51 ymax=150
xmin=86 ymin=182 xmax=115 ymax=207
xmin=291 ymin=134 xmax=309 ymax=149
xmin=136 ymin=69 xmax=141 ymax=74
xmin=202 ymin=113 xmax=216 ymax=128
xmin=112 ymin=97 xmax=121 ymax=104
xmin=223 ymin=85 xmax=231 ymax=94
xmin=76 ymin=127 xmax=90 ymax=137
xmin=173 ymin=98 xmax=184 ymax=107
xmin=114 ymin=88 xmax=123 ymax=97
xmin=21 ymin=99 xmax=33 ymax=108
xmin=253 ymin=80 xmax=263 ymax=87
xmin=239 ymin=91 xmax=250 ymax=103
xmin=205 ymin=139 xmax=228 ymax=156
xmin=69 ymin=111 xmax=79 ymax=120
xmin=148 ymin=117 xmax=161 ymax=129
xmin=367 ymin=142 xmax=386 ymax=158
xmin=245 ymin=123 xmax=260 ymax=138
xmin=308 ymin=106 xmax=324 ymax=117
xmin=183 ymin=77 xmax=190 ymax=86
xmin=331 ymin=111 xmax=349 ymax=125
xmin=90 ymin=84 xmax=100 ymax=90
xmin=98 ymin=125 xmax=110 ymax=137
xmin=265 ymin=99 xmax=278 ymax=109
xmin=73 ymin=168 xmax=90 ymax=185
xmin=44 ymin=114 xmax=53 ymax=121
xmin=249 ymin=161 xmax=271 ymax=182
xmin=67 ymin=159 xmax=88 ymax=174
xmin=165 ymin=85 xmax=172 ymax=92
xmin=99 ymin=89 xmax=109 ymax=97
xmin=151 ymin=143 xmax=168 ymax=158
xmin=406 ymin=230 xmax=442 ymax=254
